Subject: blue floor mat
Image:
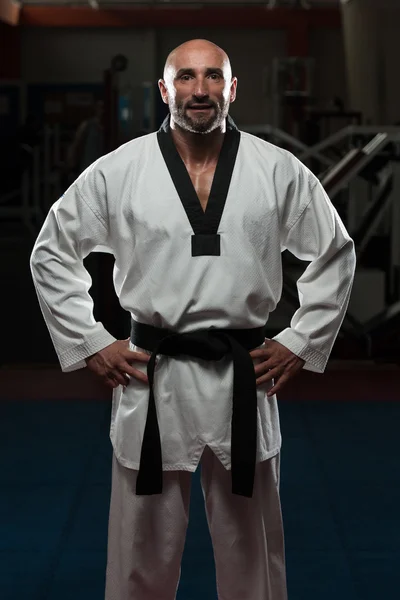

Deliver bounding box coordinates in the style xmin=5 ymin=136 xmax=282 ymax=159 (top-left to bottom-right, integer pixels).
xmin=0 ymin=399 xmax=399 ymax=600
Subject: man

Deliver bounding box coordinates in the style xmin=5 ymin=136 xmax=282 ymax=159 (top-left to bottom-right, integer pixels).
xmin=31 ymin=39 xmax=356 ymax=600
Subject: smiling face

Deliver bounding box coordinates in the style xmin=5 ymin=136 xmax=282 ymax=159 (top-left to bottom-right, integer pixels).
xmin=159 ymin=39 xmax=237 ymax=134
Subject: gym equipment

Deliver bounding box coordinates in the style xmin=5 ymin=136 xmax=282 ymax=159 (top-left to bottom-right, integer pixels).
xmin=271 ymin=57 xmax=315 ymax=137
xmin=0 ymin=124 xmax=62 ymax=239
xmin=242 ymin=123 xmax=400 ymax=362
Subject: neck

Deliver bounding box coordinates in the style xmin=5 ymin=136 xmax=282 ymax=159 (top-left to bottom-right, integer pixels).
xmin=169 ymin=118 xmax=226 ymax=167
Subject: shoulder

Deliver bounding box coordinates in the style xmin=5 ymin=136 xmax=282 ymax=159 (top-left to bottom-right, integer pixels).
xmin=74 ymin=131 xmax=157 ymax=193
xmin=239 ymin=130 xmax=296 ymax=164
xmin=94 ymin=131 xmax=157 ymax=173
xmin=239 ymin=130 xmax=319 ymax=188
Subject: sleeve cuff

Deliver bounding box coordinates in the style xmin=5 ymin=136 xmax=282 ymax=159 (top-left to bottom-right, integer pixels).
xmin=271 ymin=328 xmax=328 ymax=373
xmin=58 ymin=329 xmax=117 ymax=372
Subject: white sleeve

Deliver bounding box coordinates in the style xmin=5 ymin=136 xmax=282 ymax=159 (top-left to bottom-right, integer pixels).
xmin=30 ymin=175 xmax=117 ymax=372
xmin=272 ymin=168 xmax=356 ymax=373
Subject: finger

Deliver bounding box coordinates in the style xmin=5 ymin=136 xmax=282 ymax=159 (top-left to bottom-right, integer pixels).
xmin=120 ymin=374 xmax=130 ymax=387
xmin=124 ymin=349 xmax=151 ymax=363
xmin=118 ymin=361 xmax=149 ymax=384
xmin=104 ymin=376 xmax=119 ymax=389
xmin=256 ymin=367 xmax=281 ymax=386
xmin=253 ymin=358 xmax=275 ymax=376
xmin=267 ymin=374 xmax=289 ymax=397
xmin=249 ymin=348 xmax=271 ymax=359
xmin=118 ymin=360 xmax=140 ymax=378
xmin=108 ymin=370 xmax=129 ymax=387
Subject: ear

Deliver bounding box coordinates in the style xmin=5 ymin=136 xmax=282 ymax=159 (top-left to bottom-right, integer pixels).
xmin=158 ymin=79 xmax=169 ymax=105
xmin=229 ymin=77 xmax=238 ymax=104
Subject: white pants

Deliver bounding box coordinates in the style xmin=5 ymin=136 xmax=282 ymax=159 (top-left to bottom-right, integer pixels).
xmin=105 ymin=446 xmax=288 ymax=600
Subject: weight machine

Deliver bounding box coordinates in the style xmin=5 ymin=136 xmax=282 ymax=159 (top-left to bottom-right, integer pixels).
xmin=242 ymin=123 xmax=400 ymax=362
xmin=0 ymin=124 xmax=63 ymax=240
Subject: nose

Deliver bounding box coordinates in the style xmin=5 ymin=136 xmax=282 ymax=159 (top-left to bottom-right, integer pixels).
xmin=193 ymin=76 xmax=209 ymax=99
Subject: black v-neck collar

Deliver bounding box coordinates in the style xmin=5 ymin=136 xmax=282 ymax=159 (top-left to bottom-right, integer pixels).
xmin=157 ymin=114 xmax=241 ymax=256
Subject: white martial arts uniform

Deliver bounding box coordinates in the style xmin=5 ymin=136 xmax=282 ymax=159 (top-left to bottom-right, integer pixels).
xmin=30 ymin=116 xmax=356 ymax=599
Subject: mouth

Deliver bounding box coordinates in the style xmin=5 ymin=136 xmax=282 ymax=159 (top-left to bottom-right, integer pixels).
xmin=187 ymin=105 xmax=214 ymax=112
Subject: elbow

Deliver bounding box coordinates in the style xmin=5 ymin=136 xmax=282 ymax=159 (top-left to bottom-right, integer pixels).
xmin=341 ymin=238 xmax=357 ymax=298
xmin=30 ymin=239 xmax=42 ymax=279
xmin=339 ymin=235 xmax=356 ymax=273
xmin=347 ymin=237 xmax=357 ymax=275
xmin=30 ymin=244 xmax=38 ymax=277
xmin=30 ymin=239 xmax=47 ymax=284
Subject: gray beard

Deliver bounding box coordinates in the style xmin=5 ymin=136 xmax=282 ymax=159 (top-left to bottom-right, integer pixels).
xmin=171 ymin=101 xmax=229 ymax=134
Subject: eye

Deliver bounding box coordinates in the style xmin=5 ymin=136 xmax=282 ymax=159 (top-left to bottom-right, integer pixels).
xmin=209 ymin=73 xmax=222 ymax=81
xmin=180 ymin=74 xmax=192 ymax=81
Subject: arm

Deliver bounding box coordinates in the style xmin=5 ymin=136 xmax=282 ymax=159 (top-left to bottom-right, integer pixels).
xmin=30 ymin=171 xmax=116 ymax=372
xmin=272 ymin=166 xmax=356 ymax=373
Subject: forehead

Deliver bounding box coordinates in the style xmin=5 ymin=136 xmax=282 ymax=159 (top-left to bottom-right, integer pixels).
xmin=169 ymin=45 xmax=228 ymax=72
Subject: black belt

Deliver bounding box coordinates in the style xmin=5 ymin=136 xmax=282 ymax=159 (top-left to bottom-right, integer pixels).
xmin=130 ymin=320 xmax=265 ymax=498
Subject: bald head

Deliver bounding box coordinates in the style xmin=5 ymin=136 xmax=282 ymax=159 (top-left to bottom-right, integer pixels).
xmin=163 ymin=39 xmax=232 ymax=81
xmin=159 ymin=38 xmax=237 ymax=135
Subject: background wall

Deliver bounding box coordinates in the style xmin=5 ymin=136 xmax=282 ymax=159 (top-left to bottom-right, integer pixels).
xmin=382 ymin=10 xmax=400 ymax=124
xmin=20 ymin=27 xmax=157 ymax=85
xmin=18 ymin=25 xmax=347 ymax=125
xmin=5 ymin=4 xmax=400 ymax=126
xmin=341 ymin=0 xmax=400 ymax=125
xmin=309 ymin=28 xmax=347 ymax=109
